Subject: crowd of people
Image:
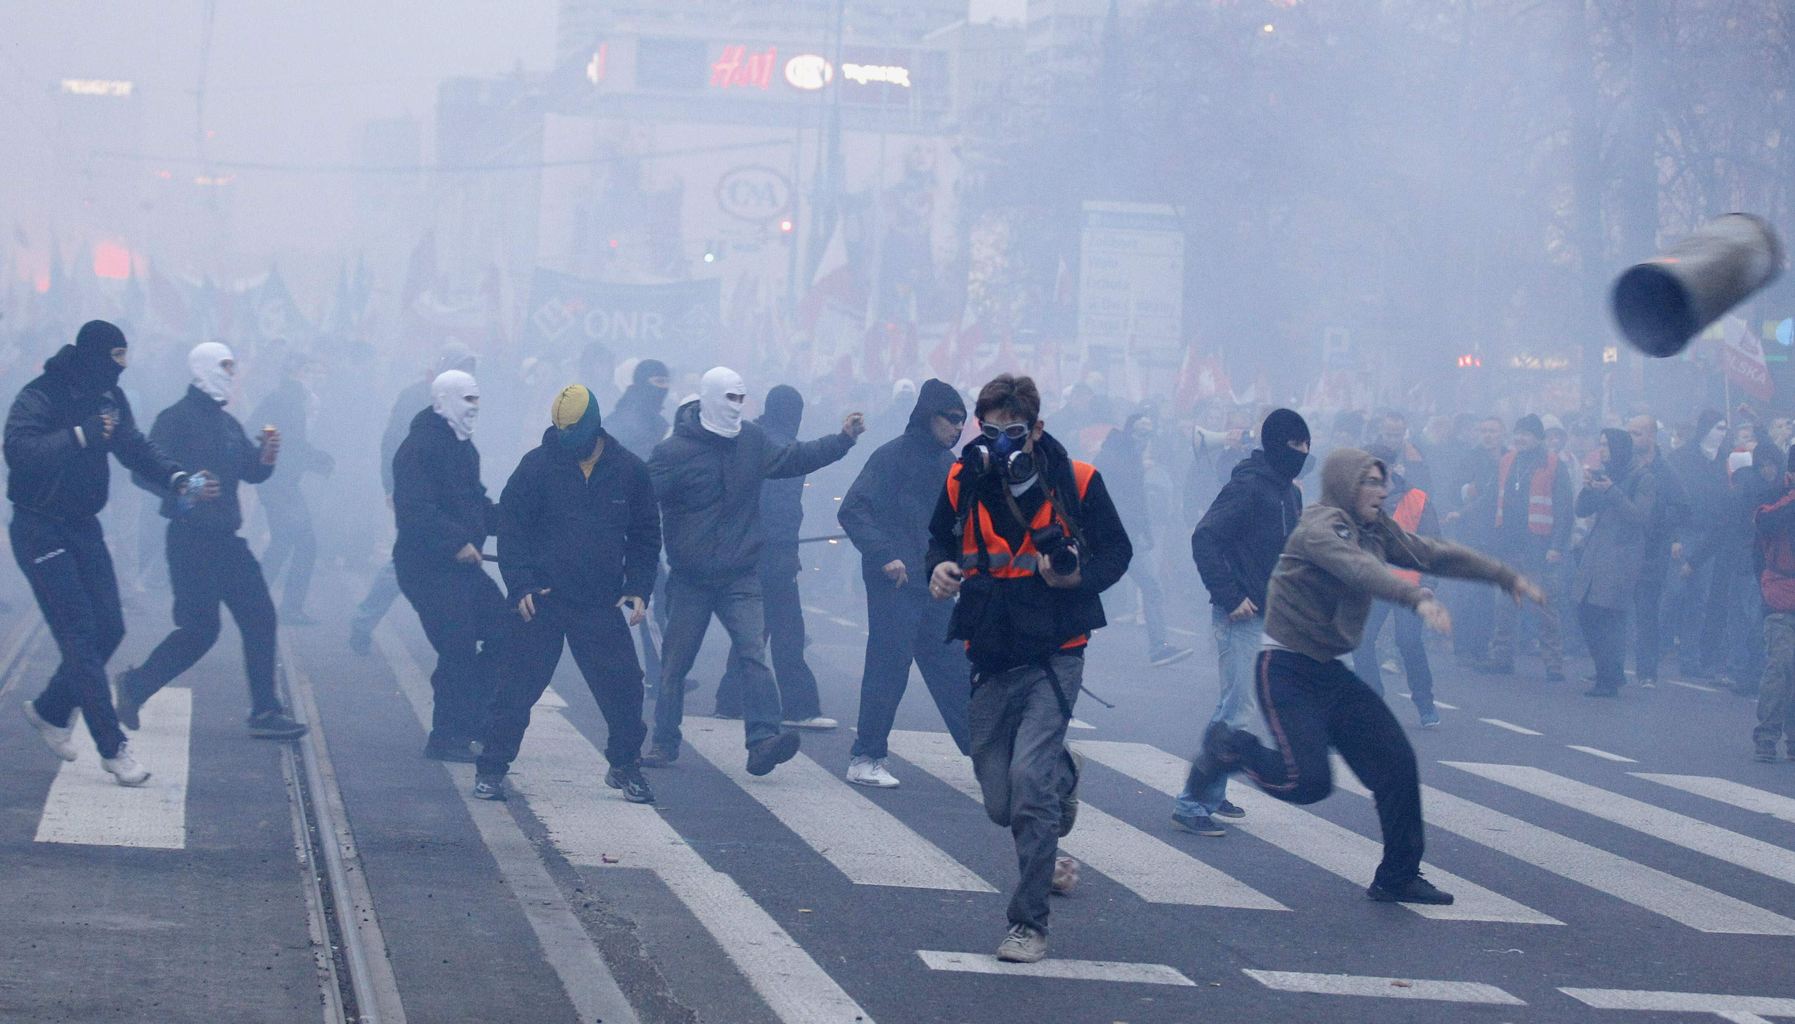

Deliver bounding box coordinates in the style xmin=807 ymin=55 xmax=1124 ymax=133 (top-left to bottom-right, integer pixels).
xmin=8 ymin=317 xmax=1795 ymax=967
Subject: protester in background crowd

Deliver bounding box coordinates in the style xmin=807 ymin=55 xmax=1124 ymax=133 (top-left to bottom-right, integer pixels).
xmin=1098 ymin=409 xmax=1192 ymax=668
xmin=1666 ymin=411 xmax=1729 ymax=676
xmin=1575 ymin=428 xmax=1656 ymax=698
xmin=644 ymin=367 xmax=862 ymax=774
xmin=115 ymin=342 xmax=307 ymax=741
xmin=392 ymin=370 xmax=507 ymax=761
xmin=1476 ymin=415 xmax=1570 ymax=681
xmin=1373 ymin=409 xmax=1431 ymax=492
xmin=350 ymin=342 xmax=478 ymax=655
xmin=10 ymin=321 xmax=215 ymax=786
xmin=1178 ymin=408 xmax=1309 ymax=837
xmin=1626 ymin=414 xmax=1687 ymax=687
xmin=606 ymin=357 xmax=674 ymax=689
xmin=714 ymin=385 xmax=837 ymax=730
xmin=251 ymin=351 xmax=335 ymax=624
xmin=1354 ymin=444 xmax=1442 ymax=726
xmin=837 ymin=379 xmax=973 ymax=788
xmin=1751 ymin=444 xmax=1795 ymax=762
xmin=1444 ymin=415 xmax=1506 ymax=664
xmin=1724 ymin=438 xmax=1785 ymax=696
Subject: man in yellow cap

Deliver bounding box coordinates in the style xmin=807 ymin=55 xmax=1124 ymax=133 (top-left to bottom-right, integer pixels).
xmin=473 ymin=385 xmax=660 ymax=802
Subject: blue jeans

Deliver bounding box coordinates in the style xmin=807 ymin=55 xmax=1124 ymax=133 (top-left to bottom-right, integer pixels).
xmin=651 ymin=570 xmax=783 ymax=753
xmin=1175 ymin=610 xmax=1261 ymax=816
xmin=1352 ymin=600 xmax=1434 ymax=712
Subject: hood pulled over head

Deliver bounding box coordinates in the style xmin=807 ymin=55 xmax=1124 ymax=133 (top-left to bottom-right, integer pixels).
xmin=699 ymin=366 xmax=746 ymax=438
xmin=431 ymin=370 xmax=480 ymax=441
xmin=551 ymin=383 xmax=604 ymax=456
xmin=189 ymin=341 xmax=235 ymax=404
xmin=906 ymin=378 xmax=965 ymax=438
xmin=759 ymin=384 xmax=804 ymax=436
xmin=1318 ymin=447 xmax=1382 ymax=513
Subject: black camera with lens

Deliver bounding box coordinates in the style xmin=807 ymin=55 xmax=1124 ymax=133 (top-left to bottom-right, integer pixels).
xmin=1030 ymin=523 xmax=1080 ymax=576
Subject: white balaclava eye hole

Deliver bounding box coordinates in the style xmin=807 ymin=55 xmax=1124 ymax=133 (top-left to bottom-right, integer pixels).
xmin=431 ymin=370 xmax=480 ymax=441
xmin=188 ymin=341 xmax=236 ymax=404
xmin=699 ymin=366 xmax=746 ymax=439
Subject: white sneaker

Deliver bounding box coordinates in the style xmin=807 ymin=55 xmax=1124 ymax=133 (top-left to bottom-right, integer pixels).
xmin=102 ymin=742 xmax=151 ymax=787
xmin=782 ymin=716 xmax=838 ymax=731
xmin=846 ymin=756 xmax=900 ymax=788
xmin=22 ymin=701 xmax=77 ymax=762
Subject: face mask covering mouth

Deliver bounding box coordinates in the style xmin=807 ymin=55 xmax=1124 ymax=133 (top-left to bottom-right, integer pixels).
xmin=699 ymin=366 xmax=746 ymax=438
xmin=188 ymin=341 xmax=235 ymax=404
xmin=431 ymin=370 xmax=480 ymax=441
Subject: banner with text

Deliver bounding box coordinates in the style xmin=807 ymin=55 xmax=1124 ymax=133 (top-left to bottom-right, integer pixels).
xmin=523 ymin=269 xmax=721 ymax=363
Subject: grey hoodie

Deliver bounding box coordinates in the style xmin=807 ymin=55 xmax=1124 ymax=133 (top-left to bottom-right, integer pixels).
xmin=1264 ymin=448 xmax=1518 ymax=663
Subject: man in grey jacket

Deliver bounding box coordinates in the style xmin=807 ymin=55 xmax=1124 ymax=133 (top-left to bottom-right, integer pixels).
xmin=642 ymin=367 xmax=863 ymax=775
xmin=1183 ymin=449 xmax=1544 ymax=905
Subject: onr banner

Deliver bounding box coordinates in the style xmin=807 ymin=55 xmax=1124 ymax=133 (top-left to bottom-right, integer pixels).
xmin=1722 ymin=315 xmax=1774 ymax=401
xmin=523 ymin=269 xmax=720 ymax=360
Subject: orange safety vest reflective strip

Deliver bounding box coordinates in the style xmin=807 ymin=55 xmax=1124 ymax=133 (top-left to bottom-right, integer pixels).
xmin=1495 ymin=451 xmax=1559 ymax=536
xmin=946 ymin=459 xmax=1097 ymax=648
xmin=1391 ymin=487 xmax=1428 ymax=586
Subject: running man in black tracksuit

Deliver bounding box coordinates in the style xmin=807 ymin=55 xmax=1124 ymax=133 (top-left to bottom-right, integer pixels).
xmin=115 ymin=343 xmax=307 ymax=740
xmin=393 ymin=370 xmax=508 ymax=761
xmin=473 ymin=385 xmax=660 ymax=803
xmin=11 ymin=321 xmax=213 ymax=786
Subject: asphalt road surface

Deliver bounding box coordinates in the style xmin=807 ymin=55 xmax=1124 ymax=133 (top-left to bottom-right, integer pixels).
xmin=5 ymin=562 xmax=1795 ymax=1024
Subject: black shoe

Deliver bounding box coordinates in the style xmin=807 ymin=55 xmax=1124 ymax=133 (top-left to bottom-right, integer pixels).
xmin=348 ymin=629 xmax=372 ymax=656
xmin=423 ymin=738 xmax=479 ymax=762
xmin=248 ymin=710 xmax=308 ymax=740
xmin=113 ymin=670 xmax=143 ymax=732
xmin=1582 ymin=686 xmax=1619 ymax=698
xmin=1213 ymin=799 xmax=1246 ymax=819
xmin=1367 ymin=874 xmax=1455 ymax=905
xmin=1058 ymin=749 xmax=1082 ymax=838
xmin=1756 ymin=742 xmax=1780 ymax=763
xmin=640 ymin=745 xmax=679 ymax=768
xmin=1171 ymin=810 xmax=1227 ymax=836
xmin=1472 ymin=659 xmax=1514 ymax=676
xmin=746 ymin=731 xmax=801 ymax=777
xmin=606 ymin=765 xmax=655 ymax=804
xmin=472 ymin=774 xmax=507 ymax=801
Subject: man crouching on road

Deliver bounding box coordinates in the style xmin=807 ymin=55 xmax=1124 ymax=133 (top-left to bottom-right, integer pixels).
xmin=1184 ymin=448 xmax=1545 ymax=905
xmin=926 ymin=374 xmax=1131 ymax=964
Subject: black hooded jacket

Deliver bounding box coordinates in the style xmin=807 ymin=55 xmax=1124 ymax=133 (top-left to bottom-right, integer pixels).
xmin=756 ymin=385 xmax=807 ymax=578
xmin=925 ymin=431 xmax=1132 ymax=673
xmin=136 ymin=385 xmax=275 ymax=533
xmin=497 ymin=427 xmax=660 ymax=605
xmin=1190 ymin=449 xmax=1305 ymax=613
xmin=839 ymin=379 xmax=963 ymax=577
xmin=649 ymin=399 xmax=855 ymax=586
xmin=5 ymin=345 xmax=186 ymax=520
xmin=609 ymin=383 xmax=671 ymax=462
xmin=392 ymin=408 xmax=498 ymax=569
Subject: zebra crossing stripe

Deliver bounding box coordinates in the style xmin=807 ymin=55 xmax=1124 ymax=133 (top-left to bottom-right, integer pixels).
xmin=917 ymin=950 xmax=1196 ymax=985
xmin=35 ymin=687 xmax=191 ymax=850
xmin=1442 ymin=762 xmax=1795 ymax=887
xmin=681 ymin=724 xmax=995 ymax=893
xmin=1567 ymin=745 xmax=1636 ymax=763
xmin=1560 ymin=987 xmax=1795 ymax=1019
xmin=888 ymin=729 xmax=1286 ymax=911
xmin=1076 ymin=741 xmax=1558 ymax=925
xmin=1244 ymin=969 xmax=1525 ymax=1005
xmin=1633 ymin=773 xmax=1795 ymax=825
xmin=1479 ymin=717 xmax=1543 ymax=736
xmin=514 ymin=709 xmax=875 ymax=1024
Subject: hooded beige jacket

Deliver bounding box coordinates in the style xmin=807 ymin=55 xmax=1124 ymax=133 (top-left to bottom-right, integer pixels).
xmin=1264 ymin=448 xmax=1519 ymax=663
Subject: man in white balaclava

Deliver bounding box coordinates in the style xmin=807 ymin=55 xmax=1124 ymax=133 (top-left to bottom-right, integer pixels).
xmin=391 ymin=367 xmax=509 ymax=762
xmin=643 ymin=366 xmax=867 ymax=775
xmin=114 ymin=342 xmax=309 ymax=741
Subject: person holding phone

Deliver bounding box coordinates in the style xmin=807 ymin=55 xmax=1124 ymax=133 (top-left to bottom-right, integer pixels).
xmin=1574 ymin=428 xmax=1658 ymax=697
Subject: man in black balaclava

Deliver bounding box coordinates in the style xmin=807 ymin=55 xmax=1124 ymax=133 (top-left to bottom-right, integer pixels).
xmin=838 ymin=378 xmax=973 ymax=787
xmin=1177 ymin=408 xmax=1309 ymax=836
xmin=9 ymin=320 xmax=217 ymax=786
xmin=714 ymin=384 xmax=833 ymax=728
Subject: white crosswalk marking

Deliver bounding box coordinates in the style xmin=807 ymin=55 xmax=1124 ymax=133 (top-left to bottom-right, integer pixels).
xmin=1478 ymin=717 xmax=1542 ymax=736
xmin=35 ymin=688 xmax=191 ymax=849
xmin=888 ymin=729 xmax=1286 ymax=911
xmin=515 ymin=709 xmax=875 ymax=1024
xmin=1075 ymin=740 xmax=1557 ymax=924
xmin=1633 ymin=773 xmax=1795 ymax=825
xmin=1561 ymin=987 xmax=1795 ymax=1019
xmin=918 ymin=950 xmax=1196 ymax=985
xmin=1442 ymin=762 xmax=1795 ymax=886
xmin=1245 ymin=970 xmax=1525 ymax=1005
xmin=534 ymin=688 xmax=568 ymax=709
xmin=1567 ymin=745 xmax=1636 ymax=763
xmin=1361 ymin=779 xmax=1795 ymax=935
xmin=681 ymin=724 xmax=994 ymax=892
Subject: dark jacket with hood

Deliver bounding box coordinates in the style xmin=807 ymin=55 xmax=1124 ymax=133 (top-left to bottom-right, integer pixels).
xmin=497 ymin=427 xmax=660 ymax=606
xmin=1191 ymin=449 xmax=1304 ymax=615
xmin=136 ymin=385 xmax=274 ymax=533
xmin=839 ymin=379 xmax=964 ymax=578
xmin=380 ymin=379 xmax=431 ymax=497
xmin=1264 ymin=448 xmax=1517 ymax=663
xmin=1096 ymin=413 xmax=1156 ymax=553
xmin=1572 ymin=429 xmax=1657 ymax=609
xmin=5 ymin=344 xmax=186 ymax=520
xmin=392 ymin=407 xmax=498 ymax=570
xmin=755 ymin=385 xmax=807 ymax=578
xmin=649 ymin=399 xmax=855 ymax=586
xmin=925 ymin=431 xmax=1133 ymax=674
xmin=609 ymin=362 xmax=672 ymax=461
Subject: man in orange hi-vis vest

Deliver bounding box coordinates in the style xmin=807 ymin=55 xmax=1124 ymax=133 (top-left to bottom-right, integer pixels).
xmin=925 ymin=374 xmax=1132 ymax=966
xmin=1353 ymin=444 xmax=1441 ymax=727
xmin=1476 ymin=414 xmax=1572 ymax=680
